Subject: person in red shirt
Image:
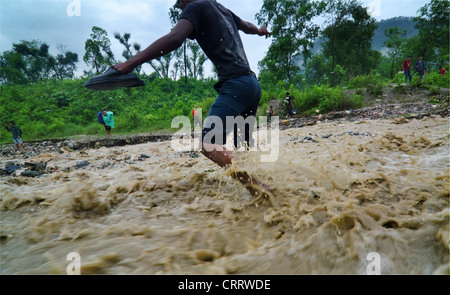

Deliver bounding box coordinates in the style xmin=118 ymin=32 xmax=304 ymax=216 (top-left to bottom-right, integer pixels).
xmin=402 ymin=56 xmax=412 ymax=83
xmin=439 ymin=67 xmax=447 ymax=77
xmin=192 ymin=105 xmax=202 ymax=131
xmin=268 ymin=105 xmax=274 ymax=122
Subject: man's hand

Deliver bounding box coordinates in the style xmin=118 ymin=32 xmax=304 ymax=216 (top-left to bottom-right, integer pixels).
xmin=111 ymin=62 xmax=134 ymax=74
xmin=258 ymin=26 xmax=271 ymax=39
xmin=240 ymin=20 xmax=271 ymax=38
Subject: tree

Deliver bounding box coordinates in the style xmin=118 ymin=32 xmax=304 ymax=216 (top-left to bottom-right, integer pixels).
xmin=83 ymin=26 xmax=115 ymax=75
xmin=322 ymin=0 xmax=349 ymax=70
xmin=0 ymin=51 xmax=28 ymax=85
xmin=256 ymin=0 xmax=326 ymax=85
xmin=114 ymin=32 xmax=142 ymax=74
xmin=321 ymin=0 xmax=379 ymax=77
xmin=54 ymin=44 xmax=79 ymax=80
xmin=148 ymin=53 xmax=176 ymax=79
xmin=186 ymin=41 xmax=208 ymax=79
xmin=169 ymin=2 xmax=188 ymax=82
xmin=384 ymin=27 xmax=407 ymax=79
xmin=412 ymin=0 xmax=450 ymax=68
xmin=0 ymin=40 xmax=77 ymax=84
xmin=168 ymin=3 xmax=208 ymax=81
xmin=170 ymin=47 xmax=185 ymax=80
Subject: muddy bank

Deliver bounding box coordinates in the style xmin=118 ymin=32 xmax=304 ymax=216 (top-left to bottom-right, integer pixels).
xmin=1 ymin=101 xmax=448 ymax=159
xmin=1 ymin=114 xmax=448 ymax=274
xmin=281 ymin=102 xmax=449 ymax=130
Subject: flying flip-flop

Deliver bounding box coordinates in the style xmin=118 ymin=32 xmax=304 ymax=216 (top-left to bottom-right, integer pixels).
xmin=84 ymin=68 xmax=146 ymax=91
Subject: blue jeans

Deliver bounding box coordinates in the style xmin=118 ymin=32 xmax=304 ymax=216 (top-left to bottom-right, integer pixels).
xmin=202 ymin=73 xmax=261 ymax=148
xmin=404 ymin=70 xmax=412 ymax=83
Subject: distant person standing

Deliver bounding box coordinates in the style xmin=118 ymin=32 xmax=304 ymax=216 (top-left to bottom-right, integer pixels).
xmin=5 ymin=121 xmax=25 ymax=153
xmin=402 ymin=56 xmax=412 ymax=83
xmin=439 ymin=66 xmax=447 ymax=77
xmin=415 ymin=56 xmax=427 ymax=85
xmin=102 ymin=108 xmax=114 ymax=137
xmin=285 ymin=92 xmax=296 ymax=118
xmin=192 ymin=105 xmax=202 ymax=132
xmin=268 ymin=105 xmax=274 ymax=122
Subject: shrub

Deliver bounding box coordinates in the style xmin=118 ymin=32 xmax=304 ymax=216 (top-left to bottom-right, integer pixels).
xmin=348 ymin=72 xmax=386 ymax=89
xmin=289 ymin=85 xmax=364 ymax=115
xmin=367 ymin=84 xmax=384 ymax=96
xmin=424 ymin=71 xmax=450 ymax=88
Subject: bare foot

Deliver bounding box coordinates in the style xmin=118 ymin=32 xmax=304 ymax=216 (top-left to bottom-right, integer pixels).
xmin=231 ymin=171 xmax=276 ymax=199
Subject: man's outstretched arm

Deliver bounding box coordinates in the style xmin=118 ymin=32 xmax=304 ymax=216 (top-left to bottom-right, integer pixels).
xmin=239 ymin=20 xmax=271 ymax=38
xmin=112 ymin=19 xmax=194 ymax=74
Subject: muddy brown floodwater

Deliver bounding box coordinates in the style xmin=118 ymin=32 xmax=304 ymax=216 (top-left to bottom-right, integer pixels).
xmin=1 ymin=116 xmax=449 ymax=274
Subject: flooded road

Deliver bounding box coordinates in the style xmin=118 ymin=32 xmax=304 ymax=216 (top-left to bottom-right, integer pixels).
xmin=1 ymin=116 xmax=448 ymax=274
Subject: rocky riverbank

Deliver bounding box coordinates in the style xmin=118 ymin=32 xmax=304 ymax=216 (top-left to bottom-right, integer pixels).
xmin=2 ymin=100 xmax=448 ymax=158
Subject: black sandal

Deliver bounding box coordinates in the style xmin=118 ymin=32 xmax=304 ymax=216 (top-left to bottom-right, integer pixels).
xmin=84 ymin=68 xmax=146 ymax=91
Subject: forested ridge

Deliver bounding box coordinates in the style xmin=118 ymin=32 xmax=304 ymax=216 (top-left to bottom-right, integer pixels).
xmin=1 ymin=0 xmax=448 ymax=143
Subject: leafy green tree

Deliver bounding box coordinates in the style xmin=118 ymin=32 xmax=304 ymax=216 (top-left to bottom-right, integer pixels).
xmin=0 ymin=51 xmax=28 ymax=85
xmin=384 ymin=27 xmax=407 ymax=79
xmin=169 ymin=2 xmax=188 ymax=82
xmin=304 ymin=53 xmax=347 ymax=87
xmin=321 ymin=0 xmax=379 ymax=77
xmin=170 ymin=46 xmax=185 ymax=80
xmin=256 ymin=0 xmax=326 ymax=85
xmin=186 ymin=41 xmax=208 ymax=79
xmin=148 ymin=53 xmax=176 ymax=79
xmin=168 ymin=3 xmax=208 ymax=81
xmin=0 ymin=40 xmax=56 ymax=83
xmin=0 ymin=40 xmax=77 ymax=84
xmin=54 ymin=44 xmax=79 ymax=80
xmin=84 ymin=26 xmax=116 ymax=75
xmin=412 ymin=0 xmax=449 ymax=68
xmin=113 ymin=32 xmax=142 ymax=73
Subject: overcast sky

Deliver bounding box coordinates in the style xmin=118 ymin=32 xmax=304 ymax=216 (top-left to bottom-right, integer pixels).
xmin=0 ymin=0 xmax=429 ymax=77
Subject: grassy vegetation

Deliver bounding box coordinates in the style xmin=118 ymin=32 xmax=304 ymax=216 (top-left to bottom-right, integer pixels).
xmin=1 ymin=69 xmax=448 ymax=144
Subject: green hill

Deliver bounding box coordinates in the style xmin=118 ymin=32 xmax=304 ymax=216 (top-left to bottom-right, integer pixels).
xmin=372 ymin=17 xmax=418 ymax=51
xmin=311 ymin=17 xmax=418 ymax=55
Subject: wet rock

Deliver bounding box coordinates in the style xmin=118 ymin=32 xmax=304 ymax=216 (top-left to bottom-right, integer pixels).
xmin=75 ymin=160 xmax=90 ymax=169
xmin=300 ymin=137 xmax=319 ymax=144
xmin=99 ymin=162 xmax=112 ymax=169
xmin=4 ymin=164 xmax=22 ymax=175
xmin=21 ymin=170 xmax=41 ymax=178
xmin=181 ymin=151 xmax=199 ymax=158
xmin=24 ymin=162 xmax=47 ymax=172
xmin=138 ymin=154 xmax=151 ymax=161
xmin=336 ymin=131 xmax=372 ymax=137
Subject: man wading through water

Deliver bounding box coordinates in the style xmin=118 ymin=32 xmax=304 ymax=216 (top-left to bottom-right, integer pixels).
xmin=112 ymin=0 xmax=273 ymax=195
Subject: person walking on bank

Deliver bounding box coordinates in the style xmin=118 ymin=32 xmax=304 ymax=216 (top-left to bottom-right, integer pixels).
xmin=5 ymin=121 xmax=25 ymax=153
xmin=415 ymin=56 xmax=427 ymax=86
xmin=402 ymin=56 xmax=412 ymax=84
xmin=102 ymin=109 xmax=114 ymax=137
xmin=111 ymin=0 xmax=272 ymax=195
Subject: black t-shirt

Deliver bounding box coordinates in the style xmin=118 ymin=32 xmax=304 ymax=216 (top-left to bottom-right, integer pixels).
xmin=180 ymin=0 xmax=251 ymax=87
